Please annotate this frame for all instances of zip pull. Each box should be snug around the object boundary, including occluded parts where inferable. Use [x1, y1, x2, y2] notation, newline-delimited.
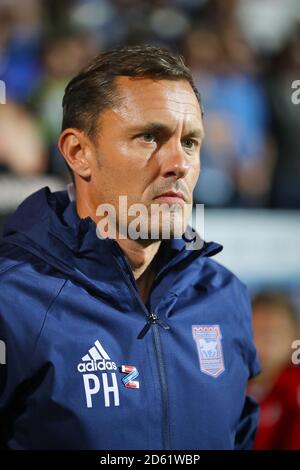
[137, 312, 170, 339]
[156, 318, 171, 331]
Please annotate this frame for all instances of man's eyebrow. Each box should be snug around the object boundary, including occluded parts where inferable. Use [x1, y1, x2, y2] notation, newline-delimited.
[184, 128, 204, 140]
[128, 122, 204, 139]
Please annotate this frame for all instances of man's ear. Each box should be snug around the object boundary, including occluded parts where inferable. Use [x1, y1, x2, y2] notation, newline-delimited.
[58, 128, 93, 179]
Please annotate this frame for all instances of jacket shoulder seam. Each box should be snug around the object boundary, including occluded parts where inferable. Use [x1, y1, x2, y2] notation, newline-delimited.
[32, 279, 68, 358]
[0, 244, 47, 277]
[0, 259, 30, 277]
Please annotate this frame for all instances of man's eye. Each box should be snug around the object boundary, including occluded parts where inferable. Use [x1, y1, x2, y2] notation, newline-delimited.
[182, 139, 196, 149]
[141, 133, 155, 143]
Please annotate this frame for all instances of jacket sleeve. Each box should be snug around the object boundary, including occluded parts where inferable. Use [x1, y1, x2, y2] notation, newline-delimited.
[234, 395, 260, 450]
[234, 283, 261, 450]
[0, 255, 66, 447]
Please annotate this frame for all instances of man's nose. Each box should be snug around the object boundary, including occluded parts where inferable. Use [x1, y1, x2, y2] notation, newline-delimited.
[158, 141, 190, 179]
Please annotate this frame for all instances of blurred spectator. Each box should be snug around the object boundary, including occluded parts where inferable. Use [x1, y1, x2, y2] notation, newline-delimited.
[184, 25, 272, 207]
[30, 31, 99, 178]
[0, 0, 299, 208]
[0, 0, 43, 101]
[237, 0, 300, 54]
[266, 27, 300, 208]
[69, 0, 127, 48]
[0, 102, 46, 176]
[249, 292, 300, 450]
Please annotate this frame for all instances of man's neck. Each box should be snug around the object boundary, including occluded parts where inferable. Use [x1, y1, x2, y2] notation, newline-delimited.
[117, 239, 161, 304]
[117, 239, 161, 281]
[75, 194, 161, 302]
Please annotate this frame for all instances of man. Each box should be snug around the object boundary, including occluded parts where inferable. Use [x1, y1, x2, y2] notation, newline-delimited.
[249, 293, 300, 449]
[0, 45, 260, 450]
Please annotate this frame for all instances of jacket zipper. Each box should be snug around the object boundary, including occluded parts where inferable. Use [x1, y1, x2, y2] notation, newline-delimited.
[111, 244, 171, 450]
[137, 311, 170, 339]
[152, 323, 170, 450]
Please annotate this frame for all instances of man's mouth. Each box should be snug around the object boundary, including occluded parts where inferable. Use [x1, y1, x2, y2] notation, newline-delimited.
[153, 191, 186, 205]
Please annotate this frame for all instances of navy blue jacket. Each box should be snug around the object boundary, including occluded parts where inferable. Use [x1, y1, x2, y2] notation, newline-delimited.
[0, 188, 260, 450]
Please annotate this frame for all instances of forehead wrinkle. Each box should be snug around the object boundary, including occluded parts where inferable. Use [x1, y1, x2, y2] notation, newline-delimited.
[112, 106, 202, 132]
[115, 102, 201, 117]
[145, 103, 200, 113]
[130, 106, 201, 120]
[152, 100, 200, 111]
[110, 85, 202, 124]
[125, 95, 199, 107]
[114, 77, 201, 115]
[125, 89, 199, 104]
[118, 86, 199, 108]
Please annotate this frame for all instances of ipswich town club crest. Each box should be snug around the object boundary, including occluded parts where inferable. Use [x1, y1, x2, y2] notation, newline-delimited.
[192, 325, 225, 378]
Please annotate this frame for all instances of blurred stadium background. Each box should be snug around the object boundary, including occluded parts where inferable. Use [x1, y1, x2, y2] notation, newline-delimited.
[0, 0, 300, 449]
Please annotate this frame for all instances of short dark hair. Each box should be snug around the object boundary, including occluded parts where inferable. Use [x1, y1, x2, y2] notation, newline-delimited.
[62, 44, 202, 140]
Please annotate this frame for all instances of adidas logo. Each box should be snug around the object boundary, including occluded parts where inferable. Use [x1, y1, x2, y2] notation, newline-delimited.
[77, 340, 117, 373]
[78, 339, 120, 408]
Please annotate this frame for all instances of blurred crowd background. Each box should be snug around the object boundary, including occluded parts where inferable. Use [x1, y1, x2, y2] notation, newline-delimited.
[1, 0, 300, 207]
[0, 0, 300, 449]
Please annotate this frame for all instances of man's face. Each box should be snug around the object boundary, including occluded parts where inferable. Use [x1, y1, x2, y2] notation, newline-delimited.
[88, 77, 204, 240]
[253, 307, 296, 373]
